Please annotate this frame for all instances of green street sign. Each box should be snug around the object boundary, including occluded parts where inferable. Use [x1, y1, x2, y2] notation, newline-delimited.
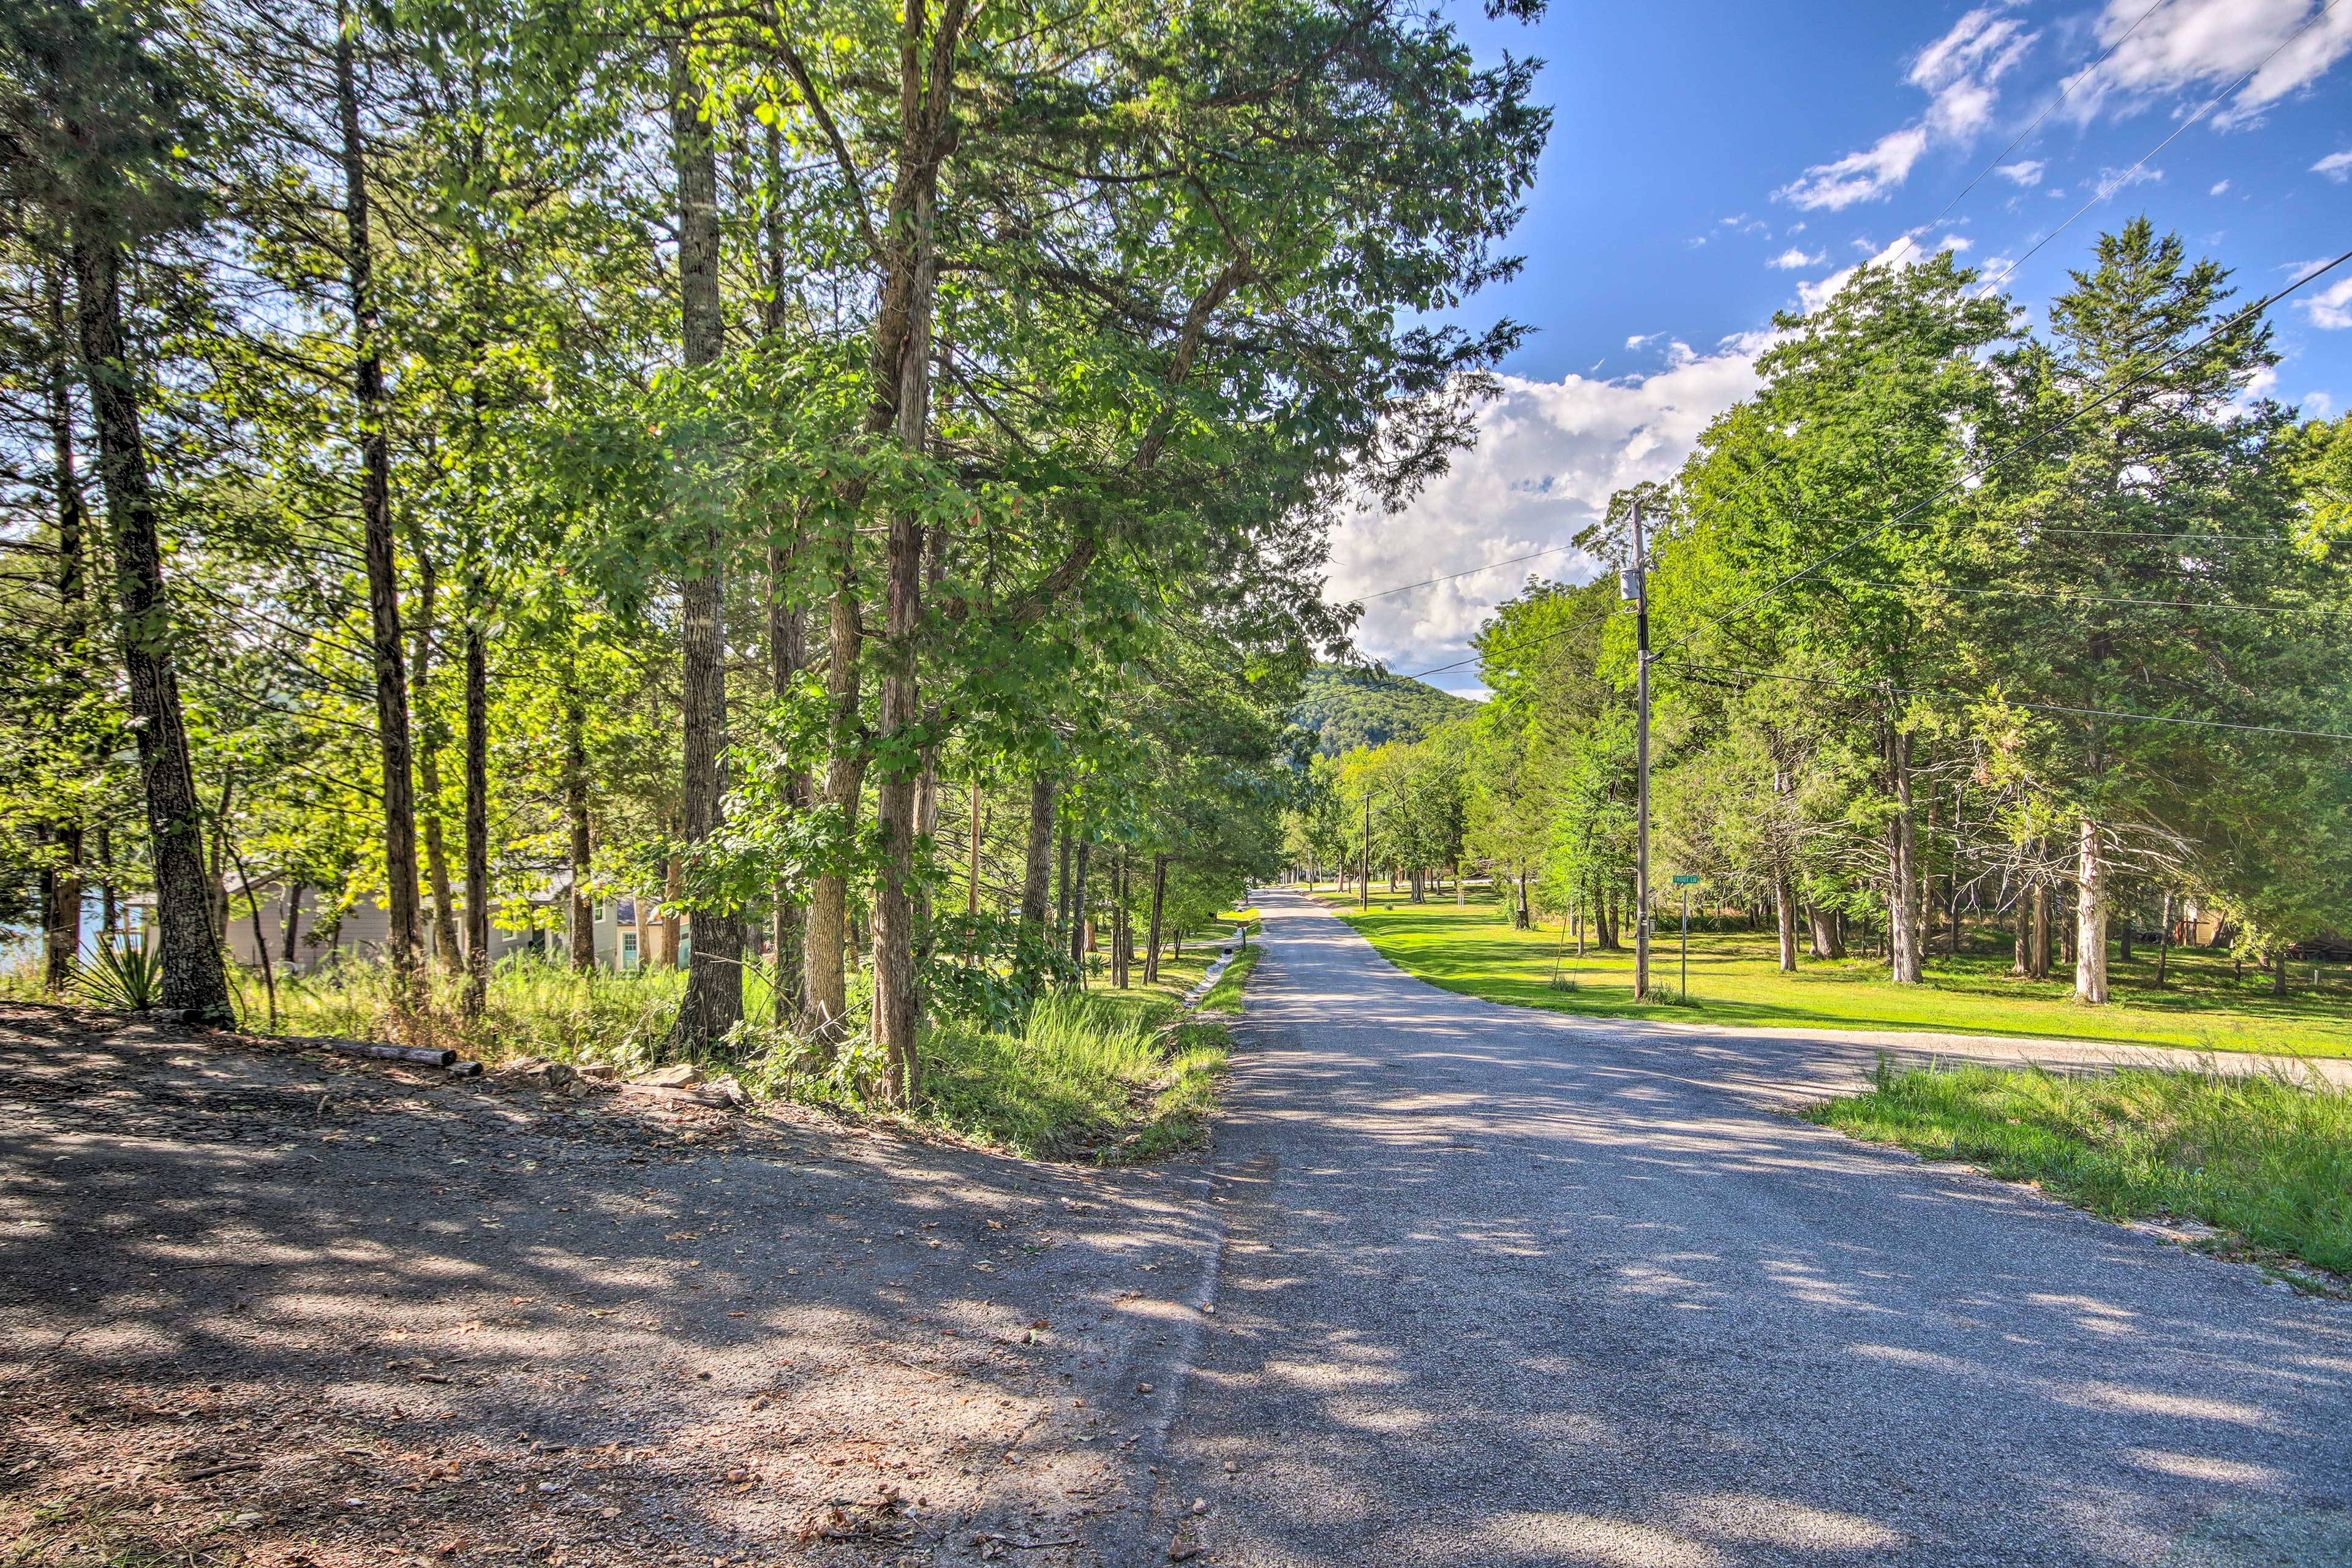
[1671, 874, 1702, 886]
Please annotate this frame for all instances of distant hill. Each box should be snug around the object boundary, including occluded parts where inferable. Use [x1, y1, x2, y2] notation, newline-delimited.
[1295, 666, 1476, 756]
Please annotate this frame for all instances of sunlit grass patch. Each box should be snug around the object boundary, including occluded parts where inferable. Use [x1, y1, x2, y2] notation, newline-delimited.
[1319, 892, 2352, 1058]
[1200, 946, 1260, 1014]
[270, 958, 686, 1069]
[921, 990, 1229, 1162]
[1811, 1061, 2352, 1279]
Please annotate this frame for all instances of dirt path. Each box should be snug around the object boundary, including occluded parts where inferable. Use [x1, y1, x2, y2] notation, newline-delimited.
[0, 1003, 1231, 1568]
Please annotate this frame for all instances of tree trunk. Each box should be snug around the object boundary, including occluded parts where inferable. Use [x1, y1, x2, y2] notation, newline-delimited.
[1453, 860, 1463, 906]
[564, 676, 595, 974]
[1885, 723, 1921, 984]
[1069, 841, 1092, 977]
[767, 540, 806, 1019]
[2029, 878, 2051, 981]
[42, 270, 86, 991]
[282, 883, 304, 966]
[803, 581, 866, 1042]
[461, 597, 490, 1018]
[864, 0, 964, 1105]
[2073, 818, 2108, 1003]
[1145, 853, 1168, 984]
[2272, 951, 2287, 997]
[1113, 853, 1129, 989]
[966, 780, 982, 916]
[96, 822, 116, 948]
[1055, 819, 1073, 948]
[227, 846, 277, 1030]
[1018, 773, 1056, 986]
[335, 13, 421, 986]
[71, 236, 232, 1024]
[206, 769, 234, 944]
[2155, 890, 2170, 989]
[407, 542, 462, 973]
[660, 854, 683, 970]
[661, 39, 744, 1058]
[1774, 869, 1796, 972]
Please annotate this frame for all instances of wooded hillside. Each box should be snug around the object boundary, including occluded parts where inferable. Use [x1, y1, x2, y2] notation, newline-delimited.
[1294, 667, 1477, 756]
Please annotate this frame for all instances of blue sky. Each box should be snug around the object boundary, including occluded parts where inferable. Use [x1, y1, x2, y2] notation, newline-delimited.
[1329, 0, 2352, 694]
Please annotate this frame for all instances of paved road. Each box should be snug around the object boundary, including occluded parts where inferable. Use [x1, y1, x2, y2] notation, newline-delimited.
[1150, 891, 2352, 1567]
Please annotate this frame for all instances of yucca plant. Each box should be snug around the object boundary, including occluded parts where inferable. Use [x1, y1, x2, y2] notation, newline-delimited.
[77, 940, 165, 1012]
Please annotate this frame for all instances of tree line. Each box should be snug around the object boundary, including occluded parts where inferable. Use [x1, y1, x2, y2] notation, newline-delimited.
[0, 0, 1551, 1093]
[1288, 226, 2352, 1000]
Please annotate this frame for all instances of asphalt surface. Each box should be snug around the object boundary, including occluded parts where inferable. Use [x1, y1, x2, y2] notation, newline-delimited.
[1151, 890, 2352, 1567]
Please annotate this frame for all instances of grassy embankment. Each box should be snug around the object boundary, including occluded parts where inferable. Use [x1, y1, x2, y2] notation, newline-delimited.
[1317, 888, 2352, 1058]
[178, 916, 1259, 1163]
[1812, 1061, 2352, 1283]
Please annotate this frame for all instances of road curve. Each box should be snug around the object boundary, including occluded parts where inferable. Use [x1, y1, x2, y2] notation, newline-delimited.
[1152, 891, 2352, 1567]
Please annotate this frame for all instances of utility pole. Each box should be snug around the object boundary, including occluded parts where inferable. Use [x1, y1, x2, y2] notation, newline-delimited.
[1360, 788, 1373, 911]
[1626, 500, 1652, 1001]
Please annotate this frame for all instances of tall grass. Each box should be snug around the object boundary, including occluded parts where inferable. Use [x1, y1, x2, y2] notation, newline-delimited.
[262, 954, 1231, 1163]
[920, 990, 1229, 1161]
[273, 957, 688, 1069]
[1811, 1062, 2352, 1276]
[1199, 946, 1259, 1013]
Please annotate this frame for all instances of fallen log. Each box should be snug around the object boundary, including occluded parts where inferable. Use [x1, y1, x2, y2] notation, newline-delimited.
[296, 1037, 458, 1068]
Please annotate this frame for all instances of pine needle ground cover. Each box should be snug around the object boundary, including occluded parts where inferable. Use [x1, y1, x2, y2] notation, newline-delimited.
[1322, 892, 2352, 1058]
[1810, 1063, 2352, 1280]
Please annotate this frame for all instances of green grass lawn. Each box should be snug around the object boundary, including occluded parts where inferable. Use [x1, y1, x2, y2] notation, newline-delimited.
[1315, 889, 2352, 1058]
[1812, 1063, 2352, 1281]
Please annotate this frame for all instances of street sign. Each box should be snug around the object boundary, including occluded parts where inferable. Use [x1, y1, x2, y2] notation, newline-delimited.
[1671, 874, 1701, 886]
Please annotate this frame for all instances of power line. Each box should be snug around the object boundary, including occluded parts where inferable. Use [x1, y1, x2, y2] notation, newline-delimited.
[1392, 601, 1619, 682]
[1973, 0, 2337, 300]
[1355, 543, 1583, 601]
[1665, 658, 2352, 743]
[1662, 244, 2352, 652]
[1899, 582, 2352, 616]
[1994, 527, 2291, 543]
[1882, 0, 2173, 273]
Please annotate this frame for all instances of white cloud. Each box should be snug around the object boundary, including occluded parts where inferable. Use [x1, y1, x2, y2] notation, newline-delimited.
[1330, 353, 1763, 665]
[2080, 0, 2352, 129]
[1995, 159, 2045, 186]
[1625, 333, 1655, 350]
[2306, 391, 2335, 418]
[1794, 231, 1971, 315]
[1779, 7, 2037, 210]
[2314, 149, 2352, 180]
[2209, 178, 2231, 194]
[1769, 247, 1828, 270]
[2095, 163, 2165, 198]
[2302, 275, 2352, 330]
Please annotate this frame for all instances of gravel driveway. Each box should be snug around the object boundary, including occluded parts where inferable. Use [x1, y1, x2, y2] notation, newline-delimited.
[1147, 891, 2352, 1567]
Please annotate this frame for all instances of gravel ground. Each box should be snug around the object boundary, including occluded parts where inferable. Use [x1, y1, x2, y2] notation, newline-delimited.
[0, 1003, 1227, 1568]
[11, 900, 2351, 1568]
[1142, 891, 2352, 1568]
